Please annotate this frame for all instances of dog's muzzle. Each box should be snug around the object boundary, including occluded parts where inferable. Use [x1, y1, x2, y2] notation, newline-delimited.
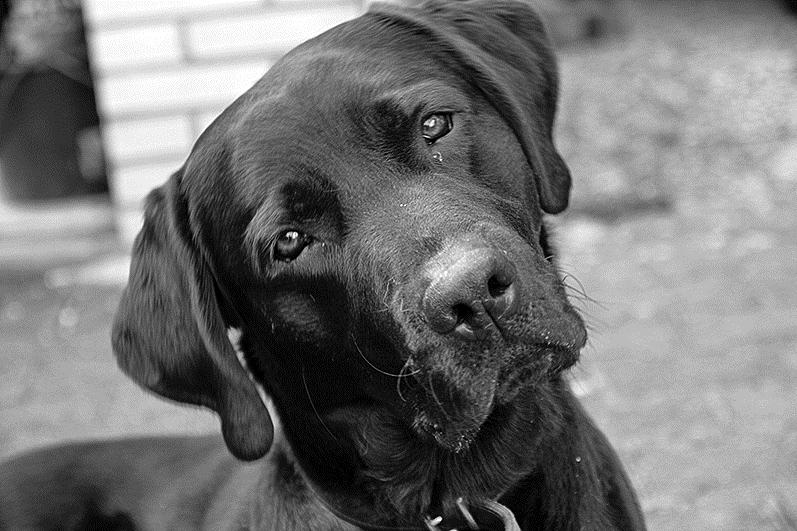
[422, 243, 520, 341]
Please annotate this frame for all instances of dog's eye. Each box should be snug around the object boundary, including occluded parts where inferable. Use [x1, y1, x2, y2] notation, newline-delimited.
[422, 113, 452, 144]
[273, 230, 311, 262]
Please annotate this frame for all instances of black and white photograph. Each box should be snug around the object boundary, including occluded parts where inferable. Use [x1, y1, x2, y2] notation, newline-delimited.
[0, 0, 795, 529]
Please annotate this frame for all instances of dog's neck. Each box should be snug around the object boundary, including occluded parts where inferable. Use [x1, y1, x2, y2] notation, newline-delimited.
[263, 381, 571, 529]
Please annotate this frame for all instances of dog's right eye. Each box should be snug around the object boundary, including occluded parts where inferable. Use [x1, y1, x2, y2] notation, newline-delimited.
[273, 230, 311, 262]
[422, 113, 453, 144]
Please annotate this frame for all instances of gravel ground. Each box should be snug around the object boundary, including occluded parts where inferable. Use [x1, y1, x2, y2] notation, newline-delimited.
[1, 1, 796, 529]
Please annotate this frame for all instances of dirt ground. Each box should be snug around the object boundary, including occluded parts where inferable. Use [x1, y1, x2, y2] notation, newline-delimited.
[552, 1, 797, 528]
[0, 1, 795, 529]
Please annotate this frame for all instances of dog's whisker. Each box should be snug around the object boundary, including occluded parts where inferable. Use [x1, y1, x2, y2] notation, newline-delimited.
[565, 293, 598, 313]
[562, 281, 593, 303]
[397, 363, 408, 402]
[352, 335, 407, 378]
[426, 372, 453, 423]
[301, 364, 338, 441]
[401, 360, 420, 377]
[557, 267, 589, 296]
[396, 358, 420, 402]
[558, 269, 606, 310]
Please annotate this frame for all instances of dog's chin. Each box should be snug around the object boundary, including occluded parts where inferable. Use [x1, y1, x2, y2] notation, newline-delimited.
[411, 401, 492, 453]
[404, 340, 583, 453]
[405, 371, 498, 453]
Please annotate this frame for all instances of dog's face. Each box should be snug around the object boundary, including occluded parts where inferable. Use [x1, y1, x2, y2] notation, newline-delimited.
[113, 0, 586, 486]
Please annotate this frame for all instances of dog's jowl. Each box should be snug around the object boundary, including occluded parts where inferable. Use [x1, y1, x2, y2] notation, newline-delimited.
[0, 1, 645, 529]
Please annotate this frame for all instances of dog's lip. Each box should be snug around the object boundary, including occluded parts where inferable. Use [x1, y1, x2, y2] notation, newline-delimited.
[535, 341, 580, 368]
[401, 338, 581, 448]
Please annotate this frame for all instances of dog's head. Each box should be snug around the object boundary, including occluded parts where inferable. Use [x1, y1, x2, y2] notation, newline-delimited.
[113, 0, 585, 482]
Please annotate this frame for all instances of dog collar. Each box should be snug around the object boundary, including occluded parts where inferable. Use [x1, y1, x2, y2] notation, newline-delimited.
[312, 486, 520, 531]
[423, 497, 521, 531]
[285, 436, 520, 530]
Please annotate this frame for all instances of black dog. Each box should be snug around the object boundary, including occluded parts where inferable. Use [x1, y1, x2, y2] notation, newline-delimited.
[0, 1, 645, 529]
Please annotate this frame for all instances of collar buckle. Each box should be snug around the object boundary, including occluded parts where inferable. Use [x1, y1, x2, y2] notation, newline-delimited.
[423, 497, 520, 531]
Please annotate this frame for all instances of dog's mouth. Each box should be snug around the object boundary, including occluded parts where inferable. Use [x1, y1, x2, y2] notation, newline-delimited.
[403, 340, 576, 453]
[407, 366, 498, 453]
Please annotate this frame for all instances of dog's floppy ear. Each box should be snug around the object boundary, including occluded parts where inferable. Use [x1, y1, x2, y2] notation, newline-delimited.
[112, 172, 273, 461]
[369, 0, 571, 214]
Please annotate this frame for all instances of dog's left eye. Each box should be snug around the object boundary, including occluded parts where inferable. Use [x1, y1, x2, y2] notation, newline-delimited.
[422, 113, 453, 144]
[273, 230, 311, 262]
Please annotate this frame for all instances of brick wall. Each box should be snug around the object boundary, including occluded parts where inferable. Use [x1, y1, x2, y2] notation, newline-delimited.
[82, 0, 363, 246]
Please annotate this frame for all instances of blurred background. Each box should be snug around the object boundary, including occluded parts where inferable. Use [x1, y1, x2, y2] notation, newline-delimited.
[0, 0, 795, 529]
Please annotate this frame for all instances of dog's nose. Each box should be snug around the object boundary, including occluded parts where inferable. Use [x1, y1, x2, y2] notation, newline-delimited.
[422, 247, 520, 340]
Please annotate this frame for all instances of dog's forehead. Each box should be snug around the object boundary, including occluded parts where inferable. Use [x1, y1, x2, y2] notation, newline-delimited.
[240, 13, 450, 110]
[236, 39, 461, 132]
[215, 26, 471, 211]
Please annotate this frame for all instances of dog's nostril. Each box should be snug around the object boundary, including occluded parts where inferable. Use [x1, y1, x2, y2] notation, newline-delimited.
[484, 276, 519, 323]
[487, 275, 510, 298]
[452, 303, 474, 325]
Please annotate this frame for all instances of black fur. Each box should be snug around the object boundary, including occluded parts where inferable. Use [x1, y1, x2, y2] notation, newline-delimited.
[0, 1, 645, 529]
